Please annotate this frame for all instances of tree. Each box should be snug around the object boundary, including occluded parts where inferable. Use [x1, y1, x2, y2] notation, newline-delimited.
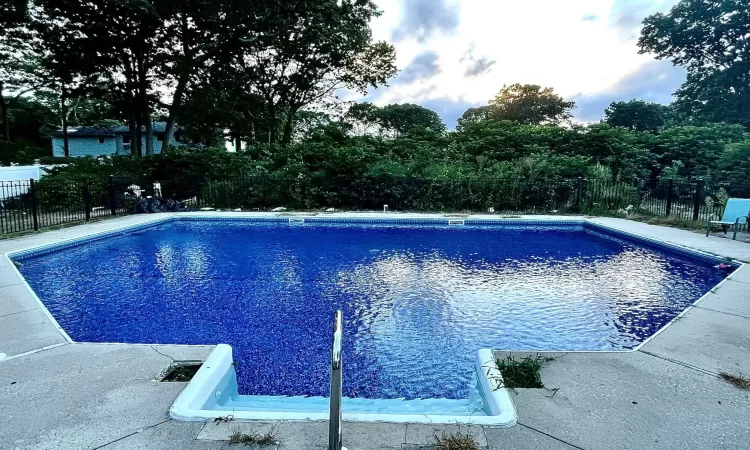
[376, 104, 445, 135]
[181, 64, 275, 148]
[573, 123, 651, 181]
[0, 0, 27, 29]
[347, 102, 445, 136]
[225, 0, 397, 144]
[604, 100, 669, 133]
[639, 0, 750, 129]
[651, 124, 747, 179]
[485, 84, 576, 125]
[717, 140, 750, 186]
[0, 6, 46, 143]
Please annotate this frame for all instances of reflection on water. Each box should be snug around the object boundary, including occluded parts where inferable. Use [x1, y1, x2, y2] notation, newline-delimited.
[19, 222, 729, 400]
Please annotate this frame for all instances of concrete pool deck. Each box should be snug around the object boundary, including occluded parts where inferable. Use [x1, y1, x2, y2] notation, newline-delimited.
[1, 212, 749, 449]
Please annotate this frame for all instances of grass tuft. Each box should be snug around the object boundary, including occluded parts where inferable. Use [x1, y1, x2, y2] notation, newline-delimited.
[719, 372, 750, 390]
[228, 426, 278, 446]
[496, 354, 553, 389]
[433, 430, 479, 450]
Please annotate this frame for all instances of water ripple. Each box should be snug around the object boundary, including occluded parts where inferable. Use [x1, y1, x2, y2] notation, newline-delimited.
[18, 222, 729, 400]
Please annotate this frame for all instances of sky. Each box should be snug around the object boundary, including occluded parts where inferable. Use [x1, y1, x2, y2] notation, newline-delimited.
[346, 0, 686, 128]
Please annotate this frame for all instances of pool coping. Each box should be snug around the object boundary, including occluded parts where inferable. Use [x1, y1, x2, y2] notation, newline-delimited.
[2, 212, 745, 425]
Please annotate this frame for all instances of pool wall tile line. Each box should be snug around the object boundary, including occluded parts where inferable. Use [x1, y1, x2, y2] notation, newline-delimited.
[631, 261, 745, 352]
[584, 222, 735, 267]
[8, 216, 175, 261]
[9, 214, 736, 270]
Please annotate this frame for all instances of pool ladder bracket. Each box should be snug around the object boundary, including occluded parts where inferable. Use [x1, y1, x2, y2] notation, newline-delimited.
[329, 310, 344, 450]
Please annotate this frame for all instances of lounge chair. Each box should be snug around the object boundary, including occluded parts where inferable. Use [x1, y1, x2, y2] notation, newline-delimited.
[706, 198, 750, 240]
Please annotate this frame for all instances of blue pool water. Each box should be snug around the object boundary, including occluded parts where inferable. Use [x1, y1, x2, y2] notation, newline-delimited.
[18, 220, 729, 400]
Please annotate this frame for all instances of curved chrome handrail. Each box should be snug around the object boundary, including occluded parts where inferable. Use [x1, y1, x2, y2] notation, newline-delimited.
[329, 310, 343, 450]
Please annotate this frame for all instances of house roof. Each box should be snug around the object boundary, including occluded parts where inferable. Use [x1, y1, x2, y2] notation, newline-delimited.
[51, 122, 172, 137]
[50, 127, 118, 137]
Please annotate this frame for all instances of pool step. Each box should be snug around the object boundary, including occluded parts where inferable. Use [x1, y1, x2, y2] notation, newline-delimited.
[220, 395, 486, 416]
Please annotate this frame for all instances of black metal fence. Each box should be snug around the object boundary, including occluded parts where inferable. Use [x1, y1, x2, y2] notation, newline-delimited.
[0, 176, 134, 235]
[1, 175, 749, 236]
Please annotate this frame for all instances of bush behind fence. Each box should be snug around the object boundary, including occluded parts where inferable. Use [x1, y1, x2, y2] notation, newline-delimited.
[1, 175, 748, 235]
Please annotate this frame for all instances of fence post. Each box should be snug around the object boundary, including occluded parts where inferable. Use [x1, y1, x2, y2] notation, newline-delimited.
[195, 177, 202, 208]
[574, 177, 583, 212]
[108, 175, 117, 216]
[665, 179, 674, 216]
[693, 180, 705, 221]
[83, 179, 92, 221]
[29, 178, 39, 231]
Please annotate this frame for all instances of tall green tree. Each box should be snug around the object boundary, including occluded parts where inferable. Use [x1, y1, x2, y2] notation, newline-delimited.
[604, 99, 669, 133]
[226, 0, 396, 144]
[639, 0, 750, 129]
[0, 4, 46, 143]
[375, 103, 445, 135]
[347, 102, 445, 136]
[476, 84, 576, 125]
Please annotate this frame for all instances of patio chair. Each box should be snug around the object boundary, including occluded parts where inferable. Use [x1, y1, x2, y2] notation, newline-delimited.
[706, 198, 750, 240]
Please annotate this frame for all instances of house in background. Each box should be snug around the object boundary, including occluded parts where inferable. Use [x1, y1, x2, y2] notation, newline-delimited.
[51, 122, 181, 157]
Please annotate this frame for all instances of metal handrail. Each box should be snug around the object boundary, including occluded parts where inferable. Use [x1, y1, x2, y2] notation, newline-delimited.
[328, 310, 343, 450]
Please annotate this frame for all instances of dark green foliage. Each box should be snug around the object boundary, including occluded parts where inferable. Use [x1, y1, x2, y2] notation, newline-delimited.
[496, 355, 553, 389]
[605, 100, 669, 132]
[639, 0, 750, 129]
[0, 140, 49, 166]
[477, 84, 576, 125]
[718, 141, 750, 187]
[651, 124, 747, 180]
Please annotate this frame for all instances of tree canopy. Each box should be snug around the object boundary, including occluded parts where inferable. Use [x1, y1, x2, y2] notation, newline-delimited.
[639, 0, 750, 129]
[2, 0, 750, 194]
[604, 100, 669, 133]
[462, 84, 576, 125]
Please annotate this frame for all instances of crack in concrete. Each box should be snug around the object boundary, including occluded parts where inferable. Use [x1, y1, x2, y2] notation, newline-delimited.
[0, 306, 38, 318]
[150, 345, 176, 364]
[637, 350, 717, 377]
[517, 422, 586, 449]
[692, 305, 750, 320]
[90, 419, 172, 449]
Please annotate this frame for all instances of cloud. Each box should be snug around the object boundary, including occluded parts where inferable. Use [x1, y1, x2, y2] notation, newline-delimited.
[607, 0, 677, 39]
[417, 97, 482, 130]
[459, 43, 496, 78]
[464, 57, 496, 77]
[394, 51, 441, 84]
[581, 14, 599, 22]
[391, 0, 460, 43]
[571, 59, 686, 122]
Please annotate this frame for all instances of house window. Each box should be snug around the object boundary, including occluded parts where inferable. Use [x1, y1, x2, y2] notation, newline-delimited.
[157, 135, 164, 142]
[98, 137, 105, 144]
[122, 136, 130, 144]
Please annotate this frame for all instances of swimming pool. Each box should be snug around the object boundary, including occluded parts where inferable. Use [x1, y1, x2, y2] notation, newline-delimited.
[11, 217, 734, 421]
